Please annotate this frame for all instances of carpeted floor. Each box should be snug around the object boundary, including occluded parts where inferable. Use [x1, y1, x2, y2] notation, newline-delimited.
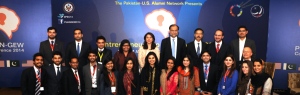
[0, 88, 21, 95]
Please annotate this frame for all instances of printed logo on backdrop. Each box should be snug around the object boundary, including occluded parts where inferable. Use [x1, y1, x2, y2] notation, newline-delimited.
[57, 2, 81, 24]
[63, 2, 75, 14]
[0, 6, 24, 54]
[0, 6, 20, 39]
[250, 5, 264, 18]
[229, 1, 264, 18]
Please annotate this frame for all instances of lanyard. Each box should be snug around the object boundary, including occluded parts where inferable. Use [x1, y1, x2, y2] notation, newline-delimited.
[108, 72, 115, 86]
[91, 65, 97, 77]
[223, 70, 230, 82]
[97, 52, 104, 61]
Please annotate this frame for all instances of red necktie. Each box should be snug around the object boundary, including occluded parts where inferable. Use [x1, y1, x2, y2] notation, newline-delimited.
[216, 44, 220, 53]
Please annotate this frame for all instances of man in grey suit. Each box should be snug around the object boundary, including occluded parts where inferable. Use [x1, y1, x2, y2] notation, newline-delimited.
[39, 27, 65, 67]
[82, 51, 102, 95]
[230, 26, 256, 70]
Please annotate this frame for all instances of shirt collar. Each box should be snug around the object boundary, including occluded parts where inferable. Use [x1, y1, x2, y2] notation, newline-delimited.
[54, 64, 61, 68]
[75, 40, 83, 44]
[98, 48, 104, 51]
[215, 41, 222, 45]
[49, 39, 55, 43]
[203, 62, 210, 67]
[194, 40, 202, 43]
[239, 37, 247, 41]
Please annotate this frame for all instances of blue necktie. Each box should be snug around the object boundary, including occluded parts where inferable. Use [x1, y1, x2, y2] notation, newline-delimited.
[197, 43, 200, 56]
[204, 65, 208, 79]
[172, 38, 176, 58]
[77, 43, 80, 55]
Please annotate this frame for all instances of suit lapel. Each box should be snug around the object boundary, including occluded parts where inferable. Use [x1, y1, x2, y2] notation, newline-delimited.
[72, 42, 79, 57]
[45, 40, 52, 51]
[191, 41, 197, 56]
[79, 42, 85, 57]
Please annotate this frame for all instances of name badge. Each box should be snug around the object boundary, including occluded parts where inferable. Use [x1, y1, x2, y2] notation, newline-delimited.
[98, 62, 102, 64]
[40, 87, 44, 91]
[205, 79, 207, 83]
[222, 86, 225, 89]
[111, 87, 116, 92]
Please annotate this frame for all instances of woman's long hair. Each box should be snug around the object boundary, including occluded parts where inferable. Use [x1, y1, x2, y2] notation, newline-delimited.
[238, 61, 253, 81]
[222, 54, 236, 78]
[142, 32, 156, 50]
[121, 57, 137, 74]
[181, 55, 194, 79]
[165, 56, 177, 80]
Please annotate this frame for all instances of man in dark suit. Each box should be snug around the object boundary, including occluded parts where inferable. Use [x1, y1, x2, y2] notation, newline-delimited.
[62, 57, 85, 95]
[207, 29, 230, 73]
[160, 24, 186, 68]
[65, 28, 92, 69]
[39, 27, 65, 67]
[45, 51, 68, 95]
[230, 26, 256, 64]
[93, 36, 112, 65]
[198, 51, 219, 95]
[21, 53, 47, 95]
[83, 51, 103, 95]
[187, 28, 208, 65]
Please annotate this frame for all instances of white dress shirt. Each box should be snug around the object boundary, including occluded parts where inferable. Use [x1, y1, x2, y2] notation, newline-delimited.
[72, 68, 81, 86]
[194, 40, 202, 54]
[215, 41, 222, 49]
[239, 38, 246, 61]
[54, 64, 61, 75]
[90, 63, 97, 88]
[170, 37, 177, 58]
[76, 40, 83, 53]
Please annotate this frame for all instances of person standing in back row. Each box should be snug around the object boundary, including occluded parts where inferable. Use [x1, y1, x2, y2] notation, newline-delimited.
[160, 24, 186, 69]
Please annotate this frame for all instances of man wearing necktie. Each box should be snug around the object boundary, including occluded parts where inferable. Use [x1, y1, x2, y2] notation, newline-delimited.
[82, 51, 103, 95]
[160, 24, 186, 69]
[62, 57, 85, 95]
[207, 29, 230, 78]
[21, 53, 48, 95]
[92, 36, 112, 65]
[65, 28, 91, 69]
[198, 51, 219, 95]
[39, 27, 65, 67]
[45, 51, 68, 95]
[187, 28, 208, 66]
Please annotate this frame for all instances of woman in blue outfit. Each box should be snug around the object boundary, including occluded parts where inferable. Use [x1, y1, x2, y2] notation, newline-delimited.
[217, 54, 238, 95]
[100, 59, 118, 95]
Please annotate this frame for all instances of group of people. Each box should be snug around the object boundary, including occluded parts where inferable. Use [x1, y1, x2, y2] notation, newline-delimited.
[21, 24, 273, 95]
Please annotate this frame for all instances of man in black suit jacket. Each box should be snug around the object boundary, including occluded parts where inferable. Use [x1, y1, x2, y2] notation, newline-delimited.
[62, 57, 85, 95]
[187, 28, 208, 65]
[65, 28, 91, 69]
[82, 51, 103, 95]
[230, 26, 256, 64]
[198, 51, 219, 95]
[93, 36, 112, 65]
[39, 27, 65, 67]
[208, 29, 230, 73]
[45, 51, 68, 95]
[160, 24, 186, 68]
[21, 53, 47, 95]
